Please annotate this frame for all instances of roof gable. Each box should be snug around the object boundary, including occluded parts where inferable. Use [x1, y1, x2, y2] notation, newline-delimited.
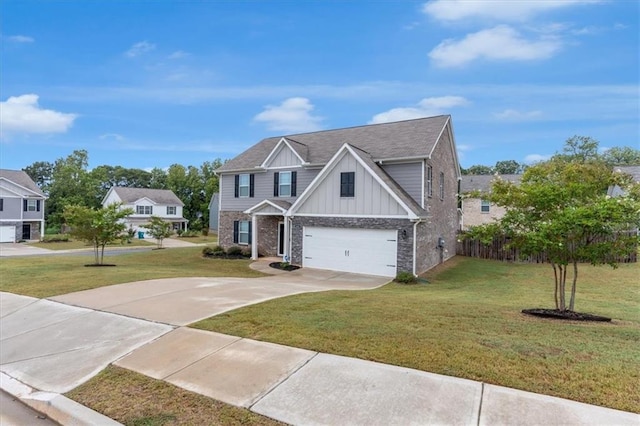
[105, 187, 184, 206]
[218, 115, 450, 172]
[288, 144, 425, 219]
[260, 138, 307, 169]
[460, 174, 522, 194]
[0, 169, 46, 198]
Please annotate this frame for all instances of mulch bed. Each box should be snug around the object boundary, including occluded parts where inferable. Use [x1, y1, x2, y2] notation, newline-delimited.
[522, 308, 611, 322]
[84, 264, 117, 267]
[202, 254, 250, 259]
[269, 262, 301, 272]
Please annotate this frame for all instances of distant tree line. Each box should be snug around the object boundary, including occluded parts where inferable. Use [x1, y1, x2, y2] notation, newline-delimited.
[461, 142, 640, 175]
[23, 150, 223, 231]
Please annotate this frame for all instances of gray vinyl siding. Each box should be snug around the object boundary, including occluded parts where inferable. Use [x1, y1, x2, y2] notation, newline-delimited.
[268, 145, 302, 168]
[220, 168, 318, 211]
[296, 152, 407, 216]
[381, 162, 422, 206]
[0, 197, 22, 220]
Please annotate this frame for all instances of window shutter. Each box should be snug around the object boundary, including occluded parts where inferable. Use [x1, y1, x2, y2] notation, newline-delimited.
[233, 221, 239, 244]
[291, 171, 297, 197]
[248, 221, 252, 244]
[234, 175, 239, 198]
[249, 174, 255, 198]
[23, 199, 27, 211]
[36, 200, 41, 212]
[273, 173, 279, 197]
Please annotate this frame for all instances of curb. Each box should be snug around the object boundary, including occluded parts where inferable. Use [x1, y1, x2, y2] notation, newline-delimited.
[1, 372, 122, 426]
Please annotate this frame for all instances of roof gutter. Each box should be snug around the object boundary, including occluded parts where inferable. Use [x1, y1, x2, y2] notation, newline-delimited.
[375, 155, 429, 164]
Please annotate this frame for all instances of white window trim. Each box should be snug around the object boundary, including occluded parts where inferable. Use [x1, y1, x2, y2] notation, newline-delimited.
[481, 199, 491, 213]
[427, 166, 433, 198]
[167, 206, 177, 215]
[278, 171, 292, 198]
[238, 174, 250, 198]
[238, 220, 250, 245]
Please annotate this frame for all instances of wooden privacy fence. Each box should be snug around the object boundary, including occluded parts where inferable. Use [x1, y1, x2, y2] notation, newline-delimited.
[456, 231, 638, 264]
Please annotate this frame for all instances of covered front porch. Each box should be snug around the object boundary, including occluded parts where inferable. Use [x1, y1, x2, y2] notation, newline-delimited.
[244, 199, 292, 261]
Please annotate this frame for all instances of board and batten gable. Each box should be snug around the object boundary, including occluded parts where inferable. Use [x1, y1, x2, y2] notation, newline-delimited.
[381, 162, 423, 207]
[219, 168, 318, 211]
[263, 141, 304, 168]
[294, 150, 408, 217]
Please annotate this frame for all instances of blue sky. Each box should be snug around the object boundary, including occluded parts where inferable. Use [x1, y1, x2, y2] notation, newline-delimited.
[1, 0, 638, 171]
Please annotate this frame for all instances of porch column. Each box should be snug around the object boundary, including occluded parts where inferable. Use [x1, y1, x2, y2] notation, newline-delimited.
[283, 217, 289, 262]
[251, 214, 258, 260]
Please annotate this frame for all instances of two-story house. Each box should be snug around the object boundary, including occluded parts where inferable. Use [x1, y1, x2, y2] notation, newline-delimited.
[102, 187, 188, 233]
[0, 169, 47, 242]
[215, 115, 461, 277]
[459, 174, 522, 230]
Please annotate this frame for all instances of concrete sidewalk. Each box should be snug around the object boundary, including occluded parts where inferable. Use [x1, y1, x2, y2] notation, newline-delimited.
[115, 327, 638, 426]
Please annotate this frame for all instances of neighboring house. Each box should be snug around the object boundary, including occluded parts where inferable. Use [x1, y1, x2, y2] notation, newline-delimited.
[459, 174, 522, 230]
[208, 193, 219, 232]
[102, 187, 188, 233]
[215, 115, 461, 277]
[608, 165, 640, 197]
[0, 169, 47, 242]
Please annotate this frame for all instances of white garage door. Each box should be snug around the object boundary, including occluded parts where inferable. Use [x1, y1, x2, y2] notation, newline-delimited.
[303, 227, 397, 277]
[0, 226, 16, 243]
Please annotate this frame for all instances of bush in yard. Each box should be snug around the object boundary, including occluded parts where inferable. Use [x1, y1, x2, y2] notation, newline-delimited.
[226, 246, 243, 257]
[42, 234, 70, 243]
[180, 230, 199, 238]
[241, 247, 252, 258]
[394, 271, 417, 284]
[45, 225, 61, 235]
[212, 245, 225, 255]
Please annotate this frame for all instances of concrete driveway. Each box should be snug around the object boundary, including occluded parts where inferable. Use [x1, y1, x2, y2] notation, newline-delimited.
[50, 269, 389, 326]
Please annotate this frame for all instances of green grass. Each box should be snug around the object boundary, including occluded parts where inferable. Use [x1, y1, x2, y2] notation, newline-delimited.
[173, 234, 218, 244]
[192, 257, 640, 413]
[66, 365, 283, 426]
[29, 239, 154, 250]
[0, 247, 265, 298]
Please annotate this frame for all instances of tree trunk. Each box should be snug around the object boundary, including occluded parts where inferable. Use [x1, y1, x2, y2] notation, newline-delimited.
[93, 240, 100, 265]
[551, 263, 559, 310]
[569, 260, 578, 311]
[558, 264, 567, 311]
[100, 244, 106, 265]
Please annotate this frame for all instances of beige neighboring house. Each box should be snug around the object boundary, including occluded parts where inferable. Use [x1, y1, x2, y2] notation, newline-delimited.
[459, 174, 522, 230]
[102, 187, 188, 234]
[215, 115, 462, 277]
[0, 169, 47, 242]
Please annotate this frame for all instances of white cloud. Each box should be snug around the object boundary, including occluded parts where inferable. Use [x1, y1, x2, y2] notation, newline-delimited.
[0, 94, 77, 138]
[125, 41, 156, 58]
[7, 35, 34, 43]
[429, 25, 561, 68]
[99, 133, 124, 141]
[168, 50, 190, 59]
[369, 96, 469, 124]
[524, 153, 551, 164]
[253, 97, 323, 133]
[494, 109, 543, 120]
[422, 0, 601, 23]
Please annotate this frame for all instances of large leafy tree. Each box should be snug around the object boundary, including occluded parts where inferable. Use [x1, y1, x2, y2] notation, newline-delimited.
[64, 203, 134, 265]
[602, 146, 640, 166]
[468, 139, 640, 312]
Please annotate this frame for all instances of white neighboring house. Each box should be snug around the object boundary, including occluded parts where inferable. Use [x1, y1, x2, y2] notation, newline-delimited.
[102, 187, 188, 235]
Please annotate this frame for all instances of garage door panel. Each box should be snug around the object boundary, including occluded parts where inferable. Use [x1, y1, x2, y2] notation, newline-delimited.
[0, 226, 16, 243]
[302, 227, 397, 277]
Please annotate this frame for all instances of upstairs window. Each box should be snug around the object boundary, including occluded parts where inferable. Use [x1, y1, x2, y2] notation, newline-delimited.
[23, 199, 40, 212]
[167, 206, 177, 215]
[481, 199, 491, 213]
[136, 205, 153, 215]
[274, 171, 297, 197]
[340, 172, 355, 197]
[234, 174, 254, 198]
[427, 166, 433, 198]
[439, 172, 444, 200]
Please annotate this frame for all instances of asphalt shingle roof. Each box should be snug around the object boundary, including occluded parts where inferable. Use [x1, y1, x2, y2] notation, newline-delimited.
[111, 187, 184, 205]
[460, 174, 522, 194]
[218, 115, 451, 172]
[0, 169, 46, 197]
[614, 166, 640, 182]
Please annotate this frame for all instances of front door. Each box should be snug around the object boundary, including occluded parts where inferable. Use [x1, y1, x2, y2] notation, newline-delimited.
[277, 222, 285, 256]
[22, 224, 31, 240]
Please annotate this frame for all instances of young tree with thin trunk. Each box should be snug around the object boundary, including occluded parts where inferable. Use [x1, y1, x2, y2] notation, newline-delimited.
[466, 140, 640, 312]
[64, 203, 134, 265]
[142, 216, 173, 249]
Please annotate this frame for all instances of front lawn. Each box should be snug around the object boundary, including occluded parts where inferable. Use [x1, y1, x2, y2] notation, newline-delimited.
[192, 257, 640, 413]
[0, 247, 265, 298]
[29, 239, 154, 250]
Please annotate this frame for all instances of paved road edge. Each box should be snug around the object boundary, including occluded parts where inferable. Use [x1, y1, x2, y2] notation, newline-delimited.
[1, 372, 122, 426]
